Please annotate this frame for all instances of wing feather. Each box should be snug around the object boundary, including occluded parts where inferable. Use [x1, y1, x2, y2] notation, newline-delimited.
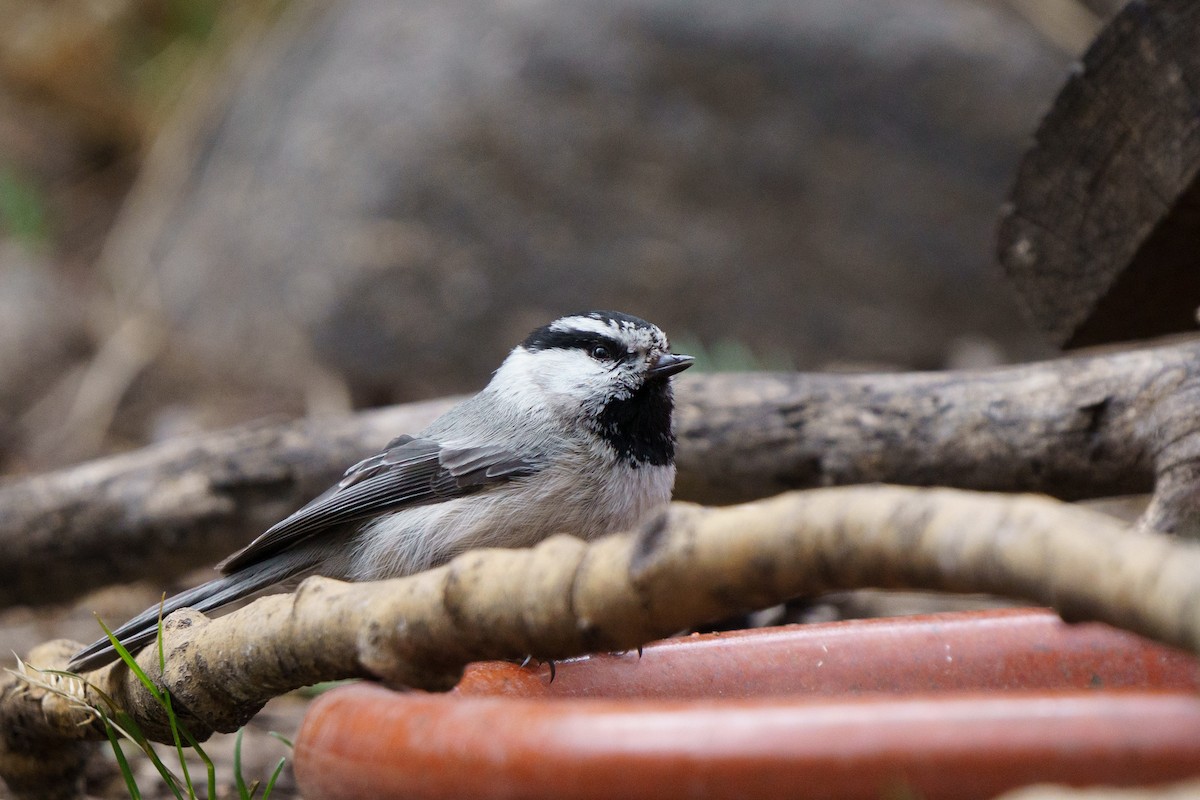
[218, 436, 543, 573]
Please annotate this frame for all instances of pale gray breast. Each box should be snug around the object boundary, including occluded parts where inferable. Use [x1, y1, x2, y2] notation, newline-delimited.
[348, 451, 674, 580]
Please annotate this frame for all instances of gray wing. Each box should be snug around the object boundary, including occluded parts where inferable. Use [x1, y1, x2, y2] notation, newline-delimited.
[218, 435, 544, 574]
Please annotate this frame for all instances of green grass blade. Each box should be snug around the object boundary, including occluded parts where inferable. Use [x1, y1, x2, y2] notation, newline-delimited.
[178, 721, 217, 800]
[101, 711, 144, 800]
[0, 167, 50, 248]
[98, 609, 191, 800]
[95, 616, 167, 705]
[268, 731, 294, 749]
[161, 690, 196, 798]
[94, 605, 289, 800]
[297, 679, 355, 697]
[142, 599, 215, 800]
[262, 757, 288, 800]
[156, 595, 168, 672]
[126, 605, 196, 798]
[234, 728, 250, 799]
[116, 711, 186, 800]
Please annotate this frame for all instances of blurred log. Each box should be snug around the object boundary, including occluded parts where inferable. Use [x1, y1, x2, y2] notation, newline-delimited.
[0, 400, 452, 609]
[7, 339, 1200, 609]
[998, 0, 1200, 347]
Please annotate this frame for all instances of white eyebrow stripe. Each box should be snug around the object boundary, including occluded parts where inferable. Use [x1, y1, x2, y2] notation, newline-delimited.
[549, 316, 621, 338]
[545, 314, 671, 356]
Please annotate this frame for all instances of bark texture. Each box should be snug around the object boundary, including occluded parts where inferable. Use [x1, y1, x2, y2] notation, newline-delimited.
[5, 485, 1200, 798]
[998, 0, 1200, 347]
[6, 338, 1200, 608]
[0, 399, 452, 608]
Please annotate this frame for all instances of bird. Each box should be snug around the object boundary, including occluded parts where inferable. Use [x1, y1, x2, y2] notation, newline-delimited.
[69, 310, 694, 672]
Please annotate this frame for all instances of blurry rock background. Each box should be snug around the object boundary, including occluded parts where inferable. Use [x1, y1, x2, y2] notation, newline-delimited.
[0, 0, 1125, 479]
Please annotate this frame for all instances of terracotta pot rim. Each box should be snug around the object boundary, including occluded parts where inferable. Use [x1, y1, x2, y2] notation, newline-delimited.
[296, 682, 1200, 800]
[454, 606, 1200, 699]
[295, 609, 1200, 799]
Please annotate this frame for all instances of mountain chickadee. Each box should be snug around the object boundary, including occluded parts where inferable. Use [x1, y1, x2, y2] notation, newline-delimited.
[69, 310, 694, 671]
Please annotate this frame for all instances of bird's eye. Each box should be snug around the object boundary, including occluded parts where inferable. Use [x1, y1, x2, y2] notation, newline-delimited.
[590, 344, 613, 361]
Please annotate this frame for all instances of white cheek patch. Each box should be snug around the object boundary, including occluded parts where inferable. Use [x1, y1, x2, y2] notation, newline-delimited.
[490, 347, 615, 403]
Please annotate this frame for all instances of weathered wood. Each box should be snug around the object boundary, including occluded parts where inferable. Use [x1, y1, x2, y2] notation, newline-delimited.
[0, 400, 453, 609]
[998, 0, 1200, 346]
[6, 339, 1200, 609]
[8, 487, 1200, 760]
[673, 348, 1155, 505]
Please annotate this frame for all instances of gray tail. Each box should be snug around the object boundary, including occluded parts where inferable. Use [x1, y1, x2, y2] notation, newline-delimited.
[68, 558, 308, 673]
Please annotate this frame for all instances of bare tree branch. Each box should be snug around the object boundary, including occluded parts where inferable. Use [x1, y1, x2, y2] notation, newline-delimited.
[6, 338, 1200, 608]
[6, 485, 1200, 798]
[998, 0, 1200, 348]
[673, 339, 1182, 504]
[0, 399, 454, 608]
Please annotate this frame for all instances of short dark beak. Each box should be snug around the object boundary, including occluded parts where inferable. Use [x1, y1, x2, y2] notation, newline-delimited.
[647, 352, 695, 379]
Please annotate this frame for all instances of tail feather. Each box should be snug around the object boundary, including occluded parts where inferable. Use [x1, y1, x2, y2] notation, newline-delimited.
[67, 557, 308, 673]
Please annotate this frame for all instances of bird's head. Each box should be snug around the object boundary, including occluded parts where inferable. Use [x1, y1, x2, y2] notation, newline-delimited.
[491, 311, 694, 465]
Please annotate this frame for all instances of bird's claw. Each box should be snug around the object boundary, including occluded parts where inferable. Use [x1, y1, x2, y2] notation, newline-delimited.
[518, 655, 557, 683]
